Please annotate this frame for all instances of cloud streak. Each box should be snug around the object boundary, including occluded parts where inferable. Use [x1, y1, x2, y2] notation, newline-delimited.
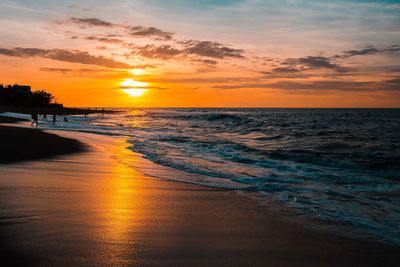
[69, 17, 173, 41]
[66, 17, 244, 60]
[129, 41, 244, 60]
[128, 26, 173, 41]
[212, 78, 400, 92]
[70, 17, 114, 27]
[338, 45, 400, 58]
[180, 40, 244, 59]
[0, 47, 132, 69]
[280, 56, 349, 73]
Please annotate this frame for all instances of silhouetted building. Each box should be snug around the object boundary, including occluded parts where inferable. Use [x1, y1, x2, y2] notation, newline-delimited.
[0, 84, 31, 93]
[14, 85, 31, 93]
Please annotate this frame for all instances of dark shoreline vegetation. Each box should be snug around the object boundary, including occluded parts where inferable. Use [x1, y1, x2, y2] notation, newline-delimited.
[0, 83, 116, 116]
[0, 115, 86, 163]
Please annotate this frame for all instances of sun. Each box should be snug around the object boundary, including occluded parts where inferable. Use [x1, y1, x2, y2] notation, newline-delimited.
[120, 78, 148, 88]
[129, 69, 145, 76]
[120, 79, 148, 97]
[121, 88, 147, 97]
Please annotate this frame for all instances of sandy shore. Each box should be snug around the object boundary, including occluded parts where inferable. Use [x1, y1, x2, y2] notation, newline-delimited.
[0, 123, 399, 266]
[0, 115, 85, 164]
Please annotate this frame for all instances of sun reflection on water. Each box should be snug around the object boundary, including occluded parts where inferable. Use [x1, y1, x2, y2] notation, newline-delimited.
[96, 137, 150, 265]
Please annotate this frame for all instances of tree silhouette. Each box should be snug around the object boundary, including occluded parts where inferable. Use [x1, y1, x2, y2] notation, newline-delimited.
[0, 84, 58, 107]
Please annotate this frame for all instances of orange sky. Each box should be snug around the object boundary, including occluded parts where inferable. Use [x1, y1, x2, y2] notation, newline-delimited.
[1, 0, 399, 107]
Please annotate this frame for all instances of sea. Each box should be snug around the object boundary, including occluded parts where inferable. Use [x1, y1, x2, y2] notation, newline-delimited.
[5, 108, 400, 245]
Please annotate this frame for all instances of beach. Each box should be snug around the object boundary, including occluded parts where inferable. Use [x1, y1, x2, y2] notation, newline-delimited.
[0, 118, 400, 266]
[0, 115, 85, 164]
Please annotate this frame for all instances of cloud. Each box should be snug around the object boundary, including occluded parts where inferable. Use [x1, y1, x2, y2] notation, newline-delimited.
[384, 77, 400, 88]
[63, 17, 245, 64]
[134, 44, 182, 59]
[272, 67, 300, 73]
[192, 59, 218, 65]
[181, 40, 244, 59]
[130, 41, 245, 61]
[0, 47, 132, 69]
[70, 17, 115, 27]
[39, 67, 104, 74]
[339, 45, 400, 58]
[212, 78, 400, 92]
[39, 67, 73, 73]
[84, 35, 123, 44]
[128, 26, 173, 41]
[281, 56, 348, 72]
[68, 17, 173, 41]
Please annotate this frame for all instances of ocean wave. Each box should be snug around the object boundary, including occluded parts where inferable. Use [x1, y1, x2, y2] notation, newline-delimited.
[37, 108, 400, 246]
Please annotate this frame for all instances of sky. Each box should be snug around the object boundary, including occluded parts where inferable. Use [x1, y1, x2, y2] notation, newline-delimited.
[0, 0, 399, 107]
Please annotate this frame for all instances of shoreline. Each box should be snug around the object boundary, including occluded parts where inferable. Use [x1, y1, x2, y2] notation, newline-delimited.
[0, 121, 399, 266]
[0, 115, 86, 164]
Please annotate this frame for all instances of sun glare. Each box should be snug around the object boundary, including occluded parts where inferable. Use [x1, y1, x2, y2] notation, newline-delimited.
[120, 79, 148, 88]
[129, 69, 144, 76]
[121, 88, 147, 97]
[120, 78, 148, 97]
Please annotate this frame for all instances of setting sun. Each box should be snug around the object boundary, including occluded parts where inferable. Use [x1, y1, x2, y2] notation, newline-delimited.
[129, 69, 144, 76]
[121, 88, 147, 97]
[120, 78, 148, 97]
[120, 79, 148, 88]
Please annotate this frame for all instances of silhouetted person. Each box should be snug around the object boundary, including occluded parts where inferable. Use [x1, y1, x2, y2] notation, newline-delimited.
[64, 116, 68, 122]
[101, 108, 105, 118]
[31, 113, 38, 127]
[52, 113, 56, 125]
[42, 113, 47, 120]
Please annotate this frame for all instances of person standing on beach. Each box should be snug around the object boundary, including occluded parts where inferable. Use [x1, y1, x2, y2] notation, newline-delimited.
[52, 113, 56, 125]
[42, 113, 47, 120]
[31, 113, 38, 127]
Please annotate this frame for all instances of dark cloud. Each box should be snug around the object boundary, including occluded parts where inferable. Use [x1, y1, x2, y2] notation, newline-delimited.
[272, 67, 300, 73]
[39, 67, 104, 74]
[63, 17, 246, 64]
[66, 33, 124, 44]
[128, 26, 173, 41]
[39, 67, 73, 73]
[269, 81, 378, 91]
[339, 45, 400, 58]
[282, 56, 348, 72]
[0, 48, 47, 57]
[134, 45, 182, 59]
[70, 17, 114, 27]
[0, 47, 132, 69]
[181, 40, 244, 59]
[212, 79, 400, 92]
[69, 17, 173, 41]
[192, 59, 218, 65]
[341, 46, 379, 57]
[85, 35, 123, 44]
[384, 77, 400, 91]
[130, 41, 245, 61]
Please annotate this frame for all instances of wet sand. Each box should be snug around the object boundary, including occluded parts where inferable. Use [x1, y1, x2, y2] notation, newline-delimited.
[0, 128, 399, 266]
[0, 115, 85, 164]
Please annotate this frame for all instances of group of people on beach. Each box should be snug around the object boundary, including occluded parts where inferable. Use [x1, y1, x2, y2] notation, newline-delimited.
[30, 108, 105, 126]
[31, 113, 68, 127]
